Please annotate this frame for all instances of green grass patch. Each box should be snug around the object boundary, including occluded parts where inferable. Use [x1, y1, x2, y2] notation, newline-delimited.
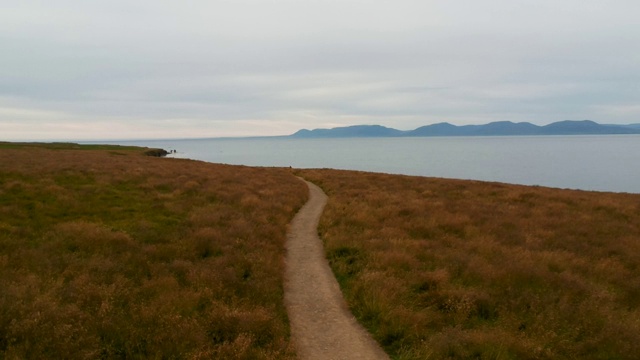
[299, 168, 640, 360]
[0, 144, 307, 358]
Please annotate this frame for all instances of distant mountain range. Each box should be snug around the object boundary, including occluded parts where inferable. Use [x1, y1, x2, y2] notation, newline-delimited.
[290, 120, 640, 138]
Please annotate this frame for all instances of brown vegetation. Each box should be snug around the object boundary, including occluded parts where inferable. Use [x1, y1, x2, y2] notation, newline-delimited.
[298, 169, 640, 359]
[0, 144, 307, 359]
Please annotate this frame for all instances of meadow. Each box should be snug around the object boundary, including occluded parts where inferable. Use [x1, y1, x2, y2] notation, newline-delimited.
[298, 169, 640, 359]
[0, 143, 307, 359]
[4, 142, 640, 360]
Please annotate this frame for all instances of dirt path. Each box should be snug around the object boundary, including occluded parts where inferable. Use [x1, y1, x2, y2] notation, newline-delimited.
[284, 180, 389, 360]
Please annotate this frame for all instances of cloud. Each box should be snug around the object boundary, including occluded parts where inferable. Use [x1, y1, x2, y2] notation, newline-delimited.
[1, 0, 640, 140]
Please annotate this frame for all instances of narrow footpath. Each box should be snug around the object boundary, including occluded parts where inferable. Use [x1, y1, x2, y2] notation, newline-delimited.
[284, 180, 389, 360]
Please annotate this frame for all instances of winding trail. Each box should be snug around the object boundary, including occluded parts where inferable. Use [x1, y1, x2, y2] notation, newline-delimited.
[284, 180, 389, 360]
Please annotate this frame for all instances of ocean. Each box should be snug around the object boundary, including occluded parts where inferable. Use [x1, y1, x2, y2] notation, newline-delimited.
[95, 135, 640, 194]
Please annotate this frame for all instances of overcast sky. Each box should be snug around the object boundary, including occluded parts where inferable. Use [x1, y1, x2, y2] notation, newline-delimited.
[2, 1, 639, 140]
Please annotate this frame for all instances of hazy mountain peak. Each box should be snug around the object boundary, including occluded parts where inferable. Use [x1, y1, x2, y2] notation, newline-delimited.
[290, 120, 640, 138]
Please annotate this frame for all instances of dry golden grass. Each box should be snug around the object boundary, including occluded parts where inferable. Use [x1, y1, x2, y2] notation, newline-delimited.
[0, 144, 307, 359]
[298, 169, 640, 360]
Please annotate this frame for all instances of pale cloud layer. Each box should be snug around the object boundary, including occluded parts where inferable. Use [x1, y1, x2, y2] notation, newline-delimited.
[1, 0, 639, 140]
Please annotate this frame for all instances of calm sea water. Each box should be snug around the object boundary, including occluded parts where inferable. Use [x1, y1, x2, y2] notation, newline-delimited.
[98, 135, 640, 194]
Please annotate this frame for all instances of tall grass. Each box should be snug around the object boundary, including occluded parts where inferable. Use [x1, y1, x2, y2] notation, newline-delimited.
[0, 145, 307, 359]
[299, 169, 640, 359]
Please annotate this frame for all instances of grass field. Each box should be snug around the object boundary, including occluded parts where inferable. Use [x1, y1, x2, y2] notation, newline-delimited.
[0, 144, 307, 359]
[299, 169, 640, 359]
[4, 143, 640, 359]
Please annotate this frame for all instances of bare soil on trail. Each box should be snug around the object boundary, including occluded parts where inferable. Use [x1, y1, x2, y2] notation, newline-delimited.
[284, 180, 389, 360]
